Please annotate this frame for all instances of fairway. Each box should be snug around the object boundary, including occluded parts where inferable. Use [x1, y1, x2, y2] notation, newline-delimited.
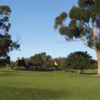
[0, 69, 100, 100]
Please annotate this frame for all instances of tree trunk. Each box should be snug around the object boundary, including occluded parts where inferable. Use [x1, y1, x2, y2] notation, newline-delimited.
[63, 69, 65, 72]
[69, 69, 70, 73]
[75, 70, 77, 74]
[36, 66, 37, 70]
[96, 52, 100, 74]
[26, 65, 29, 70]
[77, 69, 83, 74]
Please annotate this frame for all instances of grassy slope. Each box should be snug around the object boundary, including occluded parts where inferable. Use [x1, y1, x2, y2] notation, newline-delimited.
[0, 68, 100, 100]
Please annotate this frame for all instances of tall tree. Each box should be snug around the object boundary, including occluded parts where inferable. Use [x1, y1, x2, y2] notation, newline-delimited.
[54, 0, 100, 74]
[0, 5, 20, 66]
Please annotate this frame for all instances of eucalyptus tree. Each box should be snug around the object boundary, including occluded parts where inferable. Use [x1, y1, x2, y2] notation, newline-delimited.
[54, 0, 100, 74]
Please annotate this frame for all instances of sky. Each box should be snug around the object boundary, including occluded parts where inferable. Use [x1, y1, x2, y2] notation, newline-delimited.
[1, 0, 97, 61]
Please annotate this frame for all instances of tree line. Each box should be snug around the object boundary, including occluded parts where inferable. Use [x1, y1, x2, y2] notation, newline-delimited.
[9, 51, 97, 74]
[10, 52, 65, 70]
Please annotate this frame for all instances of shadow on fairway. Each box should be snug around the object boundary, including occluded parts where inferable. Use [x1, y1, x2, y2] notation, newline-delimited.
[81, 73, 97, 75]
[81, 69, 97, 75]
[65, 70, 97, 75]
[0, 71, 14, 72]
[14, 68, 54, 72]
[13, 68, 98, 75]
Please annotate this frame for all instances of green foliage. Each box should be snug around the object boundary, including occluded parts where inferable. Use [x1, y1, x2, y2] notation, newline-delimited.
[45, 59, 54, 69]
[91, 4, 100, 21]
[78, 0, 87, 7]
[0, 5, 20, 66]
[30, 52, 52, 69]
[59, 26, 68, 35]
[54, 0, 100, 51]
[69, 6, 82, 20]
[95, 42, 100, 50]
[30, 52, 45, 68]
[96, 19, 100, 28]
[68, 18, 77, 30]
[53, 57, 66, 70]
[0, 56, 10, 67]
[58, 61, 66, 70]
[10, 61, 15, 69]
[81, 8, 91, 22]
[78, 0, 94, 7]
[54, 12, 67, 28]
[63, 51, 97, 74]
[17, 58, 31, 69]
[87, 38, 94, 47]
[46, 55, 52, 61]
[17, 58, 26, 67]
[16, 53, 53, 70]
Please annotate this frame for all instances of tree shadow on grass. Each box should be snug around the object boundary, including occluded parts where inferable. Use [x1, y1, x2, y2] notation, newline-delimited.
[0, 70, 18, 76]
[65, 70, 77, 74]
[81, 69, 97, 75]
[65, 69, 97, 75]
[0, 71, 14, 73]
[14, 68, 54, 72]
[81, 72, 97, 75]
[0, 73, 17, 77]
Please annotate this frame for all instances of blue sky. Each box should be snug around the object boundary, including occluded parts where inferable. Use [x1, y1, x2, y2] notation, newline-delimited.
[1, 0, 97, 61]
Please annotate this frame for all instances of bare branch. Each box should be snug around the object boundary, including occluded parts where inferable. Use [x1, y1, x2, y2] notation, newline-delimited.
[80, 38, 87, 45]
[59, 39, 82, 43]
[16, 34, 22, 43]
[59, 41, 66, 43]
[80, 38, 96, 50]
[83, 23, 91, 30]
[92, 22, 97, 51]
[59, 38, 96, 50]
[72, 40, 82, 42]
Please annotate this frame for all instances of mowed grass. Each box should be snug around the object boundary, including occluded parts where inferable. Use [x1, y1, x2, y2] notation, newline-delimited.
[0, 68, 100, 100]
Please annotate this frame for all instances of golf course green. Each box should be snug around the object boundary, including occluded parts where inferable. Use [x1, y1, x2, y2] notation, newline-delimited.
[0, 68, 100, 100]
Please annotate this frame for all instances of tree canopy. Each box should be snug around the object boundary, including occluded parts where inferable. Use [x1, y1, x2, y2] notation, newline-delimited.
[64, 51, 97, 74]
[0, 5, 20, 66]
[30, 52, 52, 69]
[54, 0, 100, 74]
